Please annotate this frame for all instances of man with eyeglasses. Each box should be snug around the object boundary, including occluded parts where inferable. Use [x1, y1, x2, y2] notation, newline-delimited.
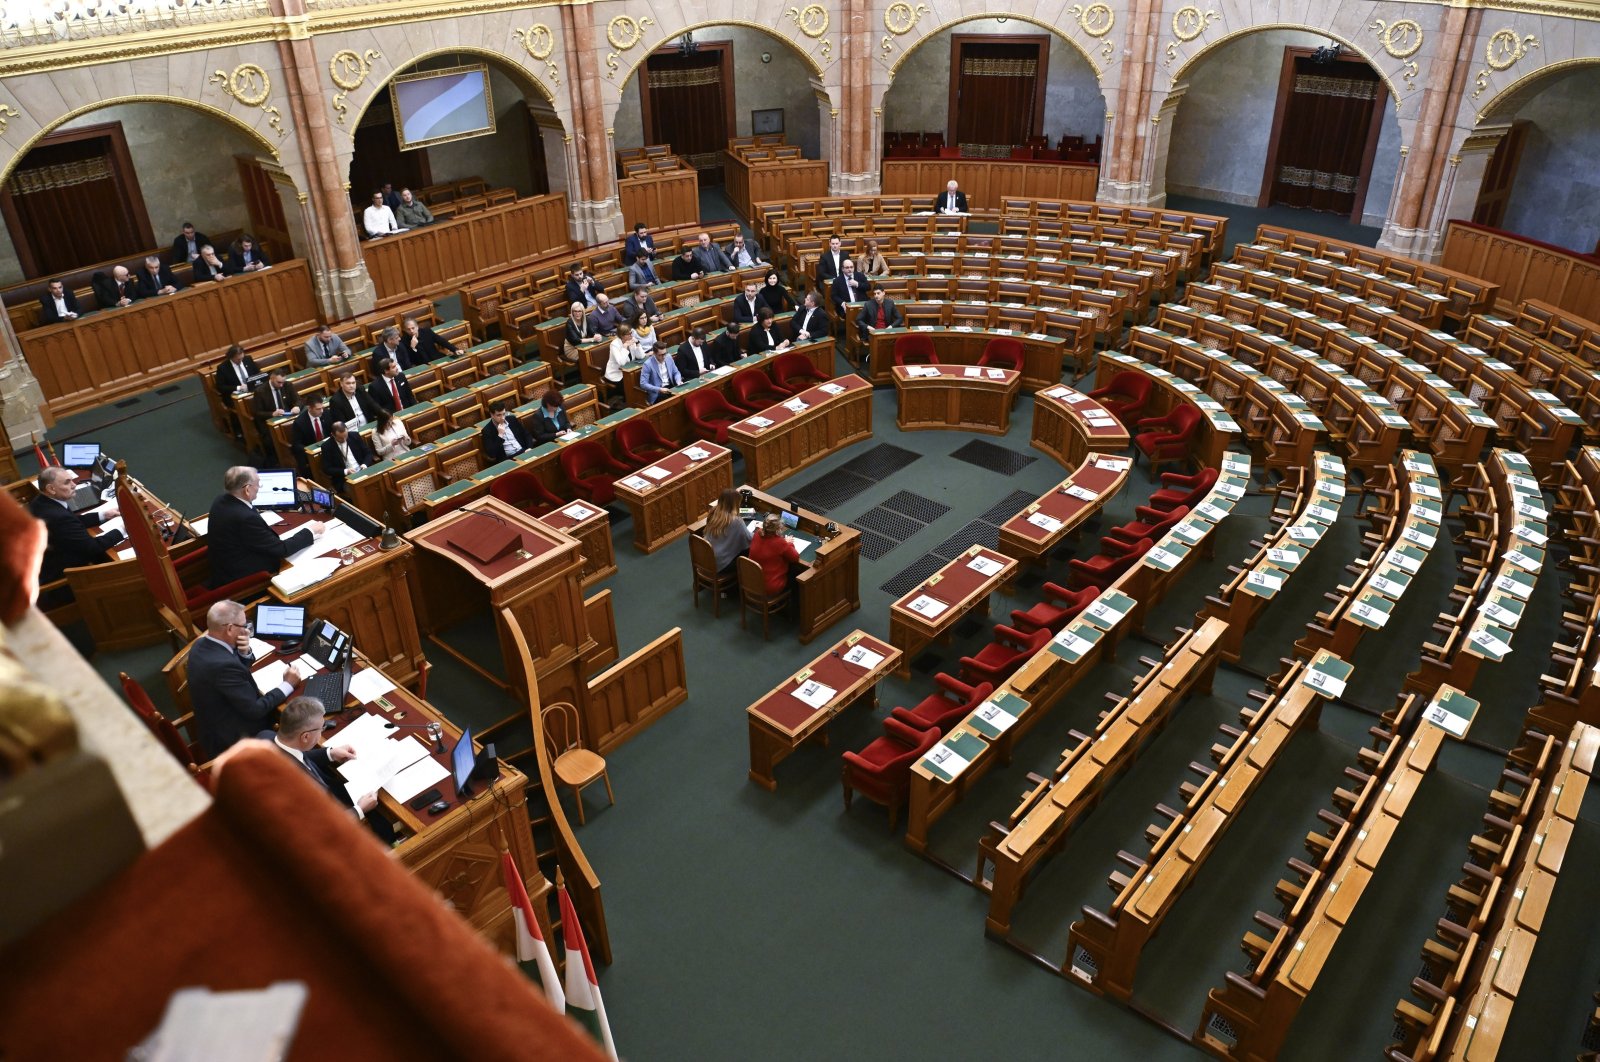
[267, 695, 396, 843]
[190, 599, 306, 760]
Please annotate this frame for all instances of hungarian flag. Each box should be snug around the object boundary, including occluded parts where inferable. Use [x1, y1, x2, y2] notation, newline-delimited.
[32, 436, 55, 469]
[560, 883, 618, 1060]
[500, 851, 564, 1011]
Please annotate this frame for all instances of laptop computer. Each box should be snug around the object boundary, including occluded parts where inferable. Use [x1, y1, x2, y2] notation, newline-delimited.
[68, 454, 117, 514]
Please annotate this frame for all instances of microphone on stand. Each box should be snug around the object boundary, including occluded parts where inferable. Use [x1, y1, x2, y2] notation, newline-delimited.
[383, 720, 446, 754]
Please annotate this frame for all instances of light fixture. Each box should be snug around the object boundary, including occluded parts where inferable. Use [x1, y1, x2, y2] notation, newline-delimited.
[677, 32, 698, 58]
[1311, 42, 1343, 64]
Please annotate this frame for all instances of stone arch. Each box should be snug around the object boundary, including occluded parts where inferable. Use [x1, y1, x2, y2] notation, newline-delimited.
[884, 11, 1112, 85]
[1165, 24, 1407, 109]
[1476, 56, 1600, 125]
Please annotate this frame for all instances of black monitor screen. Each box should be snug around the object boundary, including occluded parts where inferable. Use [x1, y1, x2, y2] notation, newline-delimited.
[780, 510, 799, 530]
[254, 469, 298, 510]
[60, 443, 100, 468]
[451, 728, 476, 793]
[255, 604, 306, 640]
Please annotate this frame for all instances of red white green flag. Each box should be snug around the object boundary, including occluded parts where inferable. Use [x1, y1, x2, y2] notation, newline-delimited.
[500, 851, 564, 1011]
[559, 882, 618, 1060]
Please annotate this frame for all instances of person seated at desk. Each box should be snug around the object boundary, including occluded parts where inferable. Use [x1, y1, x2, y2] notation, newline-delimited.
[815, 236, 845, 288]
[481, 401, 533, 462]
[290, 395, 330, 476]
[191, 599, 306, 761]
[368, 357, 416, 413]
[603, 324, 644, 403]
[725, 233, 766, 270]
[625, 283, 663, 325]
[399, 316, 459, 364]
[565, 263, 605, 309]
[215, 345, 258, 437]
[747, 309, 790, 356]
[624, 221, 656, 264]
[92, 265, 138, 309]
[627, 252, 659, 289]
[748, 512, 802, 598]
[171, 221, 210, 264]
[205, 467, 324, 588]
[830, 259, 865, 320]
[305, 324, 353, 367]
[587, 292, 623, 337]
[703, 487, 751, 577]
[640, 344, 683, 405]
[254, 369, 301, 462]
[675, 327, 716, 381]
[394, 188, 434, 228]
[934, 179, 968, 215]
[860, 239, 890, 278]
[28, 466, 123, 586]
[371, 407, 412, 461]
[731, 281, 765, 325]
[191, 244, 228, 284]
[630, 309, 659, 355]
[38, 279, 82, 324]
[671, 247, 702, 282]
[320, 420, 372, 493]
[759, 271, 794, 316]
[530, 387, 573, 443]
[563, 302, 603, 371]
[693, 231, 732, 275]
[711, 322, 745, 369]
[790, 292, 831, 343]
[134, 255, 181, 298]
[329, 369, 377, 429]
[227, 234, 271, 274]
[363, 191, 406, 237]
[856, 285, 903, 345]
[370, 326, 410, 371]
[267, 696, 396, 843]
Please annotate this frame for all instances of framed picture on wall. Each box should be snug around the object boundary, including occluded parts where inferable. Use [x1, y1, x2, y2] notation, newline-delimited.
[751, 108, 784, 136]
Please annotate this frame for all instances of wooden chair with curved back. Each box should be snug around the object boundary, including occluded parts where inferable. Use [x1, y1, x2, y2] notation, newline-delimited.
[689, 532, 736, 616]
[119, 670, 204, 777]
[736, 554, 791, 640]
[541, 699, 614, 825]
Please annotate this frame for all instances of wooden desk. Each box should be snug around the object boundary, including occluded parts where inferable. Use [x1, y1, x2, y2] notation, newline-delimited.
[613, 442, 733, 553]
[892, 364, 1021, 435]
[879, 159, 1099, 203]
[538, 498, 618, 587]
[363, 193, 571, 305]
[999, 454, 1131, 567]
[746, 630, 900, 789]
[1030, 386, 1131, 465]
[726, 374, 874, 489]
[866, 326, 1068, 391]
[888, 546, 1016, 678]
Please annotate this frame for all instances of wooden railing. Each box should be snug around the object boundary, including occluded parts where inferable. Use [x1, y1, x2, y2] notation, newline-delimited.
[880, 159, 1099, 204]
[1440, 219, 1600, 318]
[364, 193, 571, 305]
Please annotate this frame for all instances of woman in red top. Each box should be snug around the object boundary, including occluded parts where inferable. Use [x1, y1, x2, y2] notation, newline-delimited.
[747, 513, 801, 595]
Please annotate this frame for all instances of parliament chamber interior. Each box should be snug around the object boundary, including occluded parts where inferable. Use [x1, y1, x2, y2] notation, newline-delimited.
[4, 0, 1600, 1058]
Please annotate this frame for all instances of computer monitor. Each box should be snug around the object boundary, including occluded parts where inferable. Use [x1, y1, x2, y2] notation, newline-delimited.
[253, 469, 299, 510]
[309, 486, 334, 511]
[780, 510, 799, 531]
[451, 728, 476, 797]
[60, 442, 100, 469]
[254, 603, 306, 642]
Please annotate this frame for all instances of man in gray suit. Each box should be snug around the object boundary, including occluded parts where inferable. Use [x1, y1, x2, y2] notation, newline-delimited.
[692, 231, 732, 274]
[304, 324, 352, 367]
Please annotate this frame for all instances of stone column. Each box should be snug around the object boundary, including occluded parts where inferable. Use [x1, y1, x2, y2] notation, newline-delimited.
[563, 7, 623, 245]
[833, 0, 876, 194]
[1139, 85, 1188, 207]
[0, 310, 50, 450]
[1101, 0, 1160, 204]
[271, 0, 375, 318]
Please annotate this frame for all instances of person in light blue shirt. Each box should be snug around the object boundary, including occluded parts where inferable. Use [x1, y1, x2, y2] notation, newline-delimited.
[640, 346, 684, 404]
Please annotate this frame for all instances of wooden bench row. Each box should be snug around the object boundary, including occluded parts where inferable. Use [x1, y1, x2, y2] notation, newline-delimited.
[1528, 448, 1600, 737]
[1224, 250, 1451, 329]
[1250, 224, 1498, 319]
[1513, 298, 1600, 367]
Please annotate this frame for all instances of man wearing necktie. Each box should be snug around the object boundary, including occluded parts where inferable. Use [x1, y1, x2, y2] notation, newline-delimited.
[252, 369, 300, 464]
[264, 696, 396, 843]
[367, 357, 415, 413]
[830, 259, 865, 321]
[189, 599, 306, 760]
[290, 395, 330, 476]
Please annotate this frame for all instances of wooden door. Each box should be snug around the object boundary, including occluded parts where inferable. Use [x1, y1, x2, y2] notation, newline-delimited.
[1259, 49, 1388, 223]
[948, 36, 1049, 153]
[639, 43, 734, 185]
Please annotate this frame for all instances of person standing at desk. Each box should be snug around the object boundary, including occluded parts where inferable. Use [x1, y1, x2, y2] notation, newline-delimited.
[205, 466, 324, 587]
[190, 599, 305, 760]
[481, 401, 533, 462]
[531, 388, 573, 443]
[748, 512, 801, 597]
[703, 488, 751, 576]
[28, 466, 124, 584]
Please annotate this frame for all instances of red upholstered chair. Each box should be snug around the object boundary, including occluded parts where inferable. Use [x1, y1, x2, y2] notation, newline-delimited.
[1133, 405, 1203, 476]
[684, 389, 744, 444]
[1148, 467, 1219, 511]
[119, 671, 203, 774]
[1088, 370, 1155, 425]
[889, 673, 992, 735]
[728, 368, 790, 413]
[489, 470, 566, 518]
[615, 418, 678, 467]
[893, 332, 940, 367]
[771, 351, 829, 391]
[559, 440, 630, 505]
[840, 716, 942, 831]
[977, 336, 1024, 373]
[1009, 582, 1100, 636]
[1106, 504, 1190, 546]
[959, 624, 1052, 687]
[1069, 536, 1153, 590]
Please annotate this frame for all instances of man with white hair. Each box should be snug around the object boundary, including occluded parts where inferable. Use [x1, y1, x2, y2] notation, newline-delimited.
[205, 465, 323, 588]
[189, 599, 306, 760]
[934, 179, 968, 215]
[27, 465, 123, 584]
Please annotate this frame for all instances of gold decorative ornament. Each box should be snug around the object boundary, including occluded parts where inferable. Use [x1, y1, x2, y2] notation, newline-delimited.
[1171, 7, 1217, 43]
[1070, 3, 1115, 38]
[820, 39, 832, 63]
[211, 62, 271, 107]
[0, 103, 19, 136]
[328, 49, 380, 126]
[606, 14, 653, 51]
[881, 35, 895, 59]
[1485, 28, 1539, 70]
[513, 23, 555, 61]
[883, 2, 928, 35]
[1370, 18, 1423, 60]
[787, 4, 829, 38]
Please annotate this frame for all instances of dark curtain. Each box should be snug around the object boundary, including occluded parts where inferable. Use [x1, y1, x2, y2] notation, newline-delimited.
[645, 52, 727, 184]
[350, 98, 430, 208]
[8, 137, 142, 276]
[954, 43, 1040, 153]
[1270, 58, 1381, 215]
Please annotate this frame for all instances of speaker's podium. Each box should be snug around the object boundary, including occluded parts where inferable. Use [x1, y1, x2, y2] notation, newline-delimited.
[406, 496, 591, 703]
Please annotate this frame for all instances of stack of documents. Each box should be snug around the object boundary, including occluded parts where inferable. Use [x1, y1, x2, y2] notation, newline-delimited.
[270, 556, 340, 595]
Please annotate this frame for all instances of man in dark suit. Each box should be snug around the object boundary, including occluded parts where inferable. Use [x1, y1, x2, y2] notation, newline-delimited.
[38, 280, 82, 324]
[830, 259, 866, 319]
[710, 322, 745, 368]
[790, 292, 831, 343]
[623, 221, 656, 264]
[693, 232, 732, 275]
[320, 420, 372, 494]
[934, 180, 969, 214]
[266, 696, 394, 842]
[253, 369, 300, 463]
[171, 221, 210, 264]
[205, 466, 323, 588]
[92, 265, 138, 309]
[368, 357, 416, 413]
[226, 234, 271, 274]
[480, 401, 534, 462]
[675, 327, 716, 381]
[328, 370, 378, 429]
[565, 263, 604, 308]
[189, 598, 305, 760]
[731, 281, 764, 325]
[857, 285, 904, 344]
[815, 236, 846, 288]
[215, 344, 259, 397]
[289, 396, 330, 476]
[134, 255, 181, 298]
[369, 326, 409, 372]
[28, 466, 123, 584]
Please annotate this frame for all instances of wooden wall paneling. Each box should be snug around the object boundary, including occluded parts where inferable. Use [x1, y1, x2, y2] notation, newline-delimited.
[582, 589, 619, 674]
[582, 627, 687, 753]
[366, 194, 572, 304]
[1441, 221, 1600, 317]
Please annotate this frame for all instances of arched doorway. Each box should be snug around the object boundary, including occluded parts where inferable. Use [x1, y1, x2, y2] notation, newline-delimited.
[1162, 29, 1404, 230]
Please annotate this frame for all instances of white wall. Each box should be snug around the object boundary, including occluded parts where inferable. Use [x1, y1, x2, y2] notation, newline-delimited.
[1498, 65, 1600, 254]
[881, 20, 1105, 143]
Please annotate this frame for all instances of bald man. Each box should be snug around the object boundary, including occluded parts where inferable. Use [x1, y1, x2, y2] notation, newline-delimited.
[27, 465, 123, 584]
[92, 265, 138, 309]
[189, 599, 306, 760]
[205, 466, 323, 587]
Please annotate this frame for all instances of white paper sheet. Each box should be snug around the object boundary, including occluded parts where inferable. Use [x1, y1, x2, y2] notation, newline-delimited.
[842, 644, 884, 670]
[348, 668, 396, 704]
[251, 661, 288, 694]
[641, 466, 671, 480]
[384, 756, 449, 803]
[619, 475, 652, 491]
[561, 502, 597, 521]
[967, 554, 1004, 577]
[270, 557, 340, 596]
[259, 511, 283, 527]
[907, 594, 948, 618]
[792, 679, 836, 710]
